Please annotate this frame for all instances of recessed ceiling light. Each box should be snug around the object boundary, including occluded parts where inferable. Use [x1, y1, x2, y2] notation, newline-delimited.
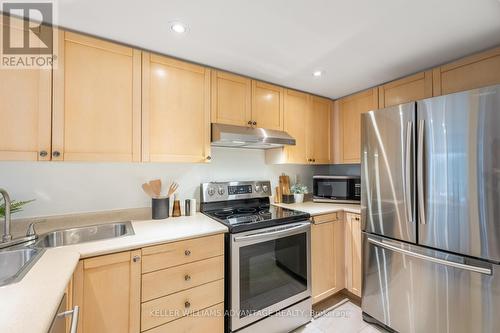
[170, 22, 187, 34]
[312, 70, 324, 77]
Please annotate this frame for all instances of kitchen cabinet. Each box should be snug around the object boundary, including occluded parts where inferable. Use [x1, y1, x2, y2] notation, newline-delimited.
[432, 46, 500, 96]
[281, 89, 310, 163]
[211, 70, 252, 126]
[251, 80, 284, 130]
[0, 16, 52, 161]
[72, 250, 141, 333]
[140, 234, 224, 332]
[337, 88, 378, 164]
[52, 31, 142, 162]
[142, 52, 211, 163]
[307, 96, 332, 164]
[378, 70, 433, 108]
[311, 213, 345, 304]
[345, 213, 362, 297]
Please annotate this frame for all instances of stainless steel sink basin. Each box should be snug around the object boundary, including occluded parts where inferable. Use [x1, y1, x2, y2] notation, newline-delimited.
[0, 248, 45, 286]
[35, 221, 135, 248]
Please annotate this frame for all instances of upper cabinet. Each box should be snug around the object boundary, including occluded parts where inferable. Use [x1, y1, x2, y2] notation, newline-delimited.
[282, 89, 310, 164]
[378, 70, 433, 108]
[252, 81, 284, 130]
[338, 88, 378, 164]
[211, 71, 252, 126]
[0, 16, 52, 161]
[308, 96, 332, 164]
[53, 31, 142, 162]
[142, 53, 211, 163]
[433, 46, 500, 96]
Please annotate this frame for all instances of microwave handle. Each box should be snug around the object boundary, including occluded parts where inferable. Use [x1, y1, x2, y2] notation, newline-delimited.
[233, 222, 310, 242]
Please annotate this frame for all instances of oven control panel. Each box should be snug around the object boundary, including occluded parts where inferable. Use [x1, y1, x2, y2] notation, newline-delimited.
[201, 181, 271, 203]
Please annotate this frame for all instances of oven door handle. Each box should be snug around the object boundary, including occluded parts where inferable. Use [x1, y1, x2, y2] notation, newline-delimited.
[233, 222, 310, 242]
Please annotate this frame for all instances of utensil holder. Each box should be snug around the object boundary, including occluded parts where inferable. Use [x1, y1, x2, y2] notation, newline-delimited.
[152, 197, 169, 219]
[281, 194, 295, 204]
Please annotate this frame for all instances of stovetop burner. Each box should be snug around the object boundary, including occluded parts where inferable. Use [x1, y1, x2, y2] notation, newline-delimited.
[201, 197, 310, 233]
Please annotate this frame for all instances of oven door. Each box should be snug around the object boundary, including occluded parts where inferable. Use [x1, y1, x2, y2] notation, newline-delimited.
[230, 222, 311, 331]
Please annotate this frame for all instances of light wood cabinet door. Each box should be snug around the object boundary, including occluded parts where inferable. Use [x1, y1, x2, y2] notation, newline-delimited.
[52, 31, 141, 162]
[308, 96, 332, 164]
[0, 16, 52, 161]
[433, 46, 500, 96]
[142, 53, 211, 163]
[345, 213, 362, 297]
[251, 81, 284, 130]
[73, 250, 141, 333]
[282, 89, 309, 163]
[338, 88, 378, 163]
[211, 71, 251, 126]
[378, 70, 433, 108]
[311, 217, 345, 304]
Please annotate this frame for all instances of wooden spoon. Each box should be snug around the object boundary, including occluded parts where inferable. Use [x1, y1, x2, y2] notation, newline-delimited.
[142, 183, 156, 198]
[149, 179, 162, 197]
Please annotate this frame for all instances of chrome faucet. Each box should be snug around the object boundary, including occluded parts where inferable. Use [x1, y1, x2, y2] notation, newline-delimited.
[0, 188, 38, 249]
[0, 188, 12, 242]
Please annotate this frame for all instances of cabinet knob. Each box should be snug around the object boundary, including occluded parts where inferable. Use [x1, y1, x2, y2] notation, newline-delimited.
[313, 158, 316, 162]
[252, 121, 257, 126]
[184, 301, 191, 309]
[184, 250, 191, 256]
[133, 255, 141, 262]
[39, 150, 48, 157]
[206, 156, 212, 161]
[247, 120, 252, 125]
[355, 217, 360, 221]
[52, 151, 61, 158]
[184, 274, 191, 281]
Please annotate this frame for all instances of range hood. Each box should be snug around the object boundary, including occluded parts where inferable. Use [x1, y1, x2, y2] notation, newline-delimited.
[211, 123, 296, 149]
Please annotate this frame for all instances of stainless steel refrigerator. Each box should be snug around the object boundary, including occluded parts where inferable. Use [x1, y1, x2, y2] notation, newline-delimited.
[361, 84, 500, 333]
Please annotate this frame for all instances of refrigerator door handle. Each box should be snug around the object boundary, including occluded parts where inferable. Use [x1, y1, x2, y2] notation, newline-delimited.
[367, 237, 492, 275]
[417, 119, 426, 225]
[405, 121, 414, 223]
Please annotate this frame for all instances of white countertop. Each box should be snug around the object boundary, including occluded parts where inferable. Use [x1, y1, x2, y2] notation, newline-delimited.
[0, 213, 227, 333]
[273, 201, 361, 216]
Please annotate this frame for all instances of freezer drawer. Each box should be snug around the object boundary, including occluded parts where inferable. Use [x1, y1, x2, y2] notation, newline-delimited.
[362, 233, 499, 333]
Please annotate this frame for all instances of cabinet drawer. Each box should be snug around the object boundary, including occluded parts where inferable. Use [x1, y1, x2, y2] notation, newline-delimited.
[142, 234, 224, 273]
[312, 212, 338, 224]
[145, 302, 224, 333]
[141, 279, 224, 331]
[142, 255, 224, 302]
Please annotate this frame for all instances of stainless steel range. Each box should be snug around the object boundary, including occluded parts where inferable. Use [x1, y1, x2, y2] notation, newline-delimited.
[200, 181, 312, 333]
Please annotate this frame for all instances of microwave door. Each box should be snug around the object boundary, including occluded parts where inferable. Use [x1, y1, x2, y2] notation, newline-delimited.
[361, 102, 416, 243]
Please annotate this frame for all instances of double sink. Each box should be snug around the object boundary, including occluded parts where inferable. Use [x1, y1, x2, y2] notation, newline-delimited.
[0, 221, 135, 287]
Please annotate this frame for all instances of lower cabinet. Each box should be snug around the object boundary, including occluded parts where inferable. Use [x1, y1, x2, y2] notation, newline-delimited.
[345, 213, 362, 297]
[71, 234, 224, 333]
[311, 212, 362, 303]
[311, 213, 345, 304]
[72, 250, 142, 333]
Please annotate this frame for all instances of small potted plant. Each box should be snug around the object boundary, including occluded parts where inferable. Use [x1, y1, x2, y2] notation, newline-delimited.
[0, 199, 35, 218]
[291, 184, 308, 204]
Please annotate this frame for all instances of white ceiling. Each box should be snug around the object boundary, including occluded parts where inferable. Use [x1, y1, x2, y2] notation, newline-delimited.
[56, 0, 500, 98]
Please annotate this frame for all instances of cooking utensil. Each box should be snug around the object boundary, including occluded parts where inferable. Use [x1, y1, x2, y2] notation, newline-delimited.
[167, 182, 179, 197]
[149, 179, 162, 197]
[142, 183, 156, 198]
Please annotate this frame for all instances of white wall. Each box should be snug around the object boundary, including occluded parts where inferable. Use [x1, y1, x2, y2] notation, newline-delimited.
[0, 147, 314, 219]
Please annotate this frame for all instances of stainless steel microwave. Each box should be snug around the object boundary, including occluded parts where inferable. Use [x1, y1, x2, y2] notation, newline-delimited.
[313, 175, 361, 203]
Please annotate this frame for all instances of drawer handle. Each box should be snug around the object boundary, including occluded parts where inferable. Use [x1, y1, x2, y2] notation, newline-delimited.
[184, 250, 191, 256]
[185, 301, 191, 309]
[184, 274, 191, 281]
